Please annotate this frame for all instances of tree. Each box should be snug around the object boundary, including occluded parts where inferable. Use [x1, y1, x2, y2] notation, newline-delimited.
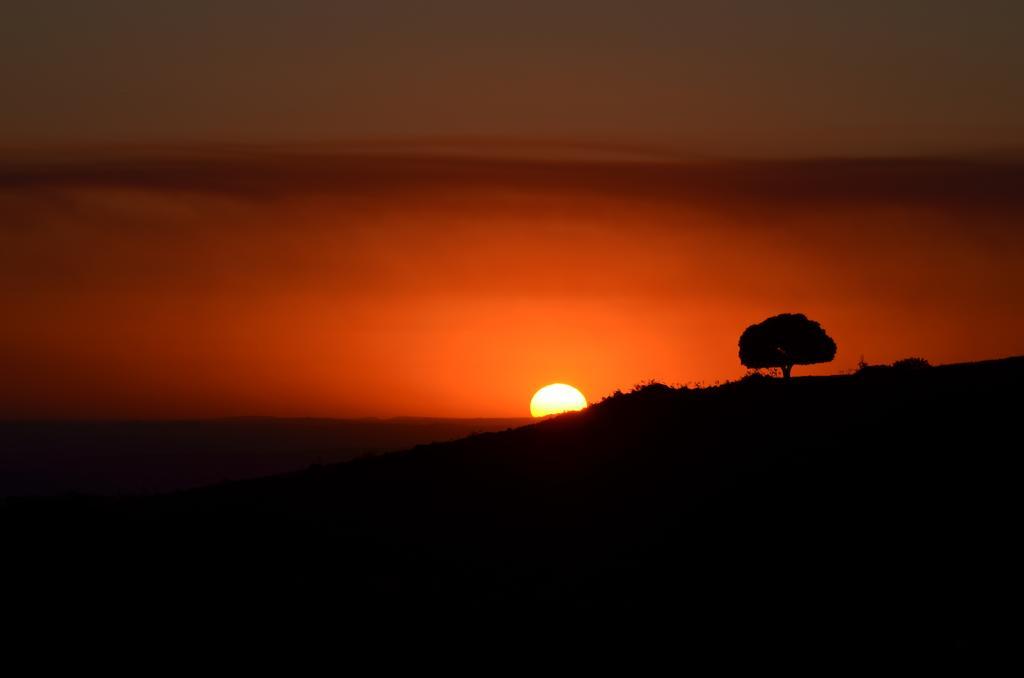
[739, 313, 836, 380]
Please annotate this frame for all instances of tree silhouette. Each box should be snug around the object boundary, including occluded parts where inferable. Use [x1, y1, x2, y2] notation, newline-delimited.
[739, 313, 836, 379]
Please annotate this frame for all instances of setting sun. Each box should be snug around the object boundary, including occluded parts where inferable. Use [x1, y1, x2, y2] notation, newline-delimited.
[530, 383, 587, 418]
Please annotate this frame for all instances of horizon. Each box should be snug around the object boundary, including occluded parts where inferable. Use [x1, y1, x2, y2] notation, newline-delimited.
[2, 352, 1021, 422]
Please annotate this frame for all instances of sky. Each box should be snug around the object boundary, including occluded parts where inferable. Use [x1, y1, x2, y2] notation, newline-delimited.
[2, 2, 1023, 418]
[3, 1, 1023, 154]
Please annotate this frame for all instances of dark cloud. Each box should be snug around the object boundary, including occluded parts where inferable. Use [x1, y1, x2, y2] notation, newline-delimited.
[2, 147, 1024, 213]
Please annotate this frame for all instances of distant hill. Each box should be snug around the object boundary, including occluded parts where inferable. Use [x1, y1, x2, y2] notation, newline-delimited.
[0, 416, 532, 495]
[4, 357, 1019, 651]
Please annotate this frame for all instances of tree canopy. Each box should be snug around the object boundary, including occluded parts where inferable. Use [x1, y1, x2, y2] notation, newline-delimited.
[739, 313, 836, 379]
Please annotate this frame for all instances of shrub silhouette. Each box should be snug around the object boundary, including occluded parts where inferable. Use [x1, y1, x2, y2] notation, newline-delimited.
[739, 313, 837, 379]
[857, 356, 931, 376]
[892, 357, 930, 370]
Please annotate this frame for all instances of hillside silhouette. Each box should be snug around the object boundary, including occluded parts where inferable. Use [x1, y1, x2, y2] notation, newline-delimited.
[4, 357, 1019, 651]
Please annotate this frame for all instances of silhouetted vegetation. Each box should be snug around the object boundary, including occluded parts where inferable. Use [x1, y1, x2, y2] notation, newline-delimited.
[739, 313, 837, 379]
[892, 357, 931, 369]
[857, 356, 933, 375]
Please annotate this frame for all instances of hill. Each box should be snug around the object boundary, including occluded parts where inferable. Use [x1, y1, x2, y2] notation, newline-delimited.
[4, 357, 1019, 650]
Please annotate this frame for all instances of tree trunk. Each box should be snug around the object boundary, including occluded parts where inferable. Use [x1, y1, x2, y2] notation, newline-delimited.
[781, 364, 792, 380]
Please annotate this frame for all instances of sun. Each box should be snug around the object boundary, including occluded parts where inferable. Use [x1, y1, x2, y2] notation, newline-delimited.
[530, 383, 587, 418]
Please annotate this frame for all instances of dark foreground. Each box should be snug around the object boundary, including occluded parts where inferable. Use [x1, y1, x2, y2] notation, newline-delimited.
[4, 358, 1019, 652]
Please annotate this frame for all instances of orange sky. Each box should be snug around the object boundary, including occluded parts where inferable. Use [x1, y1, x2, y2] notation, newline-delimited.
[2, 150, 1023, 418]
